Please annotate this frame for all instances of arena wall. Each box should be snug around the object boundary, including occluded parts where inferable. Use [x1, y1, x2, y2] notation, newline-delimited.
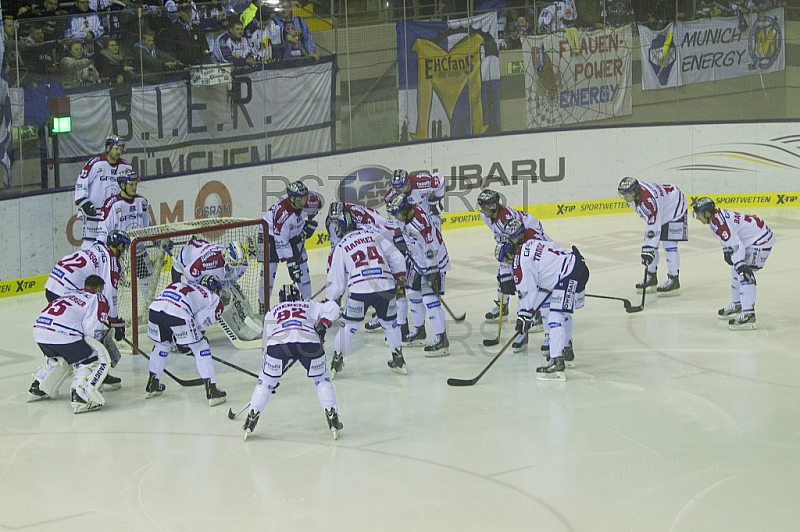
[2, 121, 799, 296]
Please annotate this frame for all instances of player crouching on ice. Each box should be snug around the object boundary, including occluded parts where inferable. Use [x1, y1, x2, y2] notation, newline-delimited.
[496, 224, 589, 381]
[243, 284, 342, 440]
[146, 275, 228, 405]
[29, 275, 116, 413]
[691, 197, 776, 330]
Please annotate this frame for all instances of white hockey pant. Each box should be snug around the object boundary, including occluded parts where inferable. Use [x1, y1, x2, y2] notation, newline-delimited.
[36, 357, 71, 397]
[150, 338, 216, 381]
[73, 337, 110, 405]
[649, 243, 680, 276]
[731, 266, 756, 311]
[408, 286, 446, 335]
[250, 354, 336, 414]
[396, 294, 408, 326]
[546, 311, 573, 360]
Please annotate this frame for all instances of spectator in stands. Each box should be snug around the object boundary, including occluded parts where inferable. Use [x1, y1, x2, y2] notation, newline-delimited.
[3, 15, 25, 76]
[28, 0, 70, 46]
[536, 0, 577, 33]
[59, 40, 100, 85]
[215, 17, 256, 68]
[64, 0, 105, 41]
[20, 22, 58, 87]
[164, 2, 210, 66]
[133, 28, 183, 80]
[95, 37, 133, 84]
[243, 6, 282, 62]
[275, 0, 318, 61]
[506, 15, 529, 50]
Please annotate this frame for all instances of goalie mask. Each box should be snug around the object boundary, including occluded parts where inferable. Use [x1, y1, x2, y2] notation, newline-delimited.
[692, 197, 716, 224]
[223, 242, 246, 270]
[201, 275, 223, 295]
[279, 284, 302, 302]
[618, 177, 640, 202]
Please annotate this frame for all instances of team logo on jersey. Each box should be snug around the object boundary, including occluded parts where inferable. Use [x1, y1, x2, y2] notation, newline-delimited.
[341, 166, 393, 209]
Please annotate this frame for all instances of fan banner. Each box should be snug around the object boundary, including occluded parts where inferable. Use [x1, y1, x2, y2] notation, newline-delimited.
[639, 8, 785, 90]
[397, 11, 501, 140]
[522, 26, 632, 129]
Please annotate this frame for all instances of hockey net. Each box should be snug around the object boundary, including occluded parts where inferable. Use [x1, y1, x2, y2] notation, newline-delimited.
[117, 217, 268, 349]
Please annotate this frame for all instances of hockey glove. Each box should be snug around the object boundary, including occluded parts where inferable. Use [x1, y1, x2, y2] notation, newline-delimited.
[109, 318, 126, 342]
[395, 276, 407, 298]
[641, 246, 656, 266]
[393, 232, 408, 255]
[426, 270, 442, 294]
[723, 247, 734, 266]
[301, 219, 318, 240]
[515, 309, 533, 335]
[497, 270, 516, 295]
[428, 195, 442, 216]
[287, 260, 303, 283]
[78, 198, 97, 217]
[314, 318, 332, 342]
[735, 262, 756, 284]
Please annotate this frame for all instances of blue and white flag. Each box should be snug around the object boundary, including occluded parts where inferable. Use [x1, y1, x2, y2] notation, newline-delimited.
[0, 20, 15, 189]
[397, 12, 501, 141]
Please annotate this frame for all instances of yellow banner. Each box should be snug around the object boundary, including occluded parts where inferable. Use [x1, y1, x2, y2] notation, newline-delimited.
[0, 274, 48, 298]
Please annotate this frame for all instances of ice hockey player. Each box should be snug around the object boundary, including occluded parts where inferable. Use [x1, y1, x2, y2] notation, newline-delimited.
[385, 193, 451, 356]
[74, 135, 133, 249]
[44, 230, 130, 388]
[258, 181, 322, 301]
[29, 275, 115, 413]
[691, 197, 776, 330]
[243, 284, 342, 439]
[325, 209, 408, 376]
[497, 228, 589, 381]
[145, 275, 228, 405]
[618, 177, 687, 296]
[97, 169, 152, 297]
[390, 168, 446, 228]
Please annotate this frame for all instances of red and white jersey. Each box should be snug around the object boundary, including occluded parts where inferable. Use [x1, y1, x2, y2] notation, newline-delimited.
[398, 204, 450, 274]
[387, 171, 446, 218]
[44, 244, 122, 319]
[96, 194, 151, 244]
[175, 239, 247, 285]
[481, 204, 550, 242]
[512, 239, 574, 311]
[74, 154, 132, 214]
[33, 289, 110, 345]
[325, 203, 390, 248]
[262, 299, 340, 348]
[708, 209, 776, 264]
[149, 282, 224, 331]
[260, 192, 322, 261]
[326, 228, 407, 300]
[626, 182, 687, 248]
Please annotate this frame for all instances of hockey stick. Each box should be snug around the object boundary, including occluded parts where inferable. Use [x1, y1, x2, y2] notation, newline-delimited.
[586, 293, 644, 314]
[448, 292, 551, 387]
[227, 358, 297, 419]
[483, 297, 504, 347]
[119, 336, 204, 387]
[406, 254, 466, 322]
[310, 285, 326, 300]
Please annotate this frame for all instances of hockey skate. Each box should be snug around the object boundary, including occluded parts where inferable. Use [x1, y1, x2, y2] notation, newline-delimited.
[364, 312, 382, 332]
[636, 271, 658, 294]
[484, 301, 509, 323]
[529, 311, 544, 333]
[424, 333, 450, 357]
[243, 410, 260, 440]
[204, 379, 227, 406]
[718, 302, 742, 320]
[729, 310, 756, 331]
[656, 273, 680, 297]
[387, 348, 407, 375]
[71, 389, 102, 414]
[563, 340, 575, 368]
[536, 357, 566, 381]
[403, 325, 427, 347]
[145, 372, 165, 399]
[330, 351, 344, 379]
[325, 408, 343, 440]
[101, 374, 122, 392]
[512, 332, 528, 353]
[27, 380, 50, 402]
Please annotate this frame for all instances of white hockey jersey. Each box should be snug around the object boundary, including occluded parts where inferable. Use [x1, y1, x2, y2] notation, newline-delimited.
[398, 204, 450, 274]
[481, 204, 549, 242]
[387, 171, 446, 218]
[149, 282, 224, 331]
[259, 192, 322, 261]
[96, 194, 151, 245]
[33, 289, 110, 345]
[44, 244, 122, 319]
[511, 239, 575, 311]
[325, 203, 390, 248]
[626, 182, 687, 248]
[74, 154, 132, 214]
[708, 209, 776, 264]
[326, 228, 407, 300]
[175, 239, 247, 285]
[262, 299, 340, 348]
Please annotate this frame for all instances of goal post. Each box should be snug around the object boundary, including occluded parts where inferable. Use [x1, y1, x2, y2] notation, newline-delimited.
[118, 217, 269, 351]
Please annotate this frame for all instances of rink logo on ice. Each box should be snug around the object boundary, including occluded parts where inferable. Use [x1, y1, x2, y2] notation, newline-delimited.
[340, 166, 393, 209]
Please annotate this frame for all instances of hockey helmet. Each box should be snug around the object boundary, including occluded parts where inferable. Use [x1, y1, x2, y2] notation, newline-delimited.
[692, 197, 716, 223]
[222, 242, 246, 269]
[287, 181, 309, 198]
[105, 135, 125, 152]
[278, 284, 302, 302]
[386, 193, 411, 217]
[502, 219, 525, 244]
[477, 189, 501, 207]
[200, 275, 223, 295]
[391, 169, 410, 191]
[116, 169, 138, 184]
[494, 240, 515, 264]
[331, 209, 356, 238]
[617, 177, 639, 200]
[107, 230, 131, 250]
[328, 200, 345, 217]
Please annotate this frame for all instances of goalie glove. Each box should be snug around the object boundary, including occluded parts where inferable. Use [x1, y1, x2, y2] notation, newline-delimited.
[735, 262, 756, 284]
[108, 317, 126, 342]
[287, 260, 302, 283]
[77, 198, 97, 217]
[314, 318, 332, 342]
[515, 309, 533, 334]
[723, 247, 734, 266]
[301, 219, 318, 240]
[641, 246, 656, 266]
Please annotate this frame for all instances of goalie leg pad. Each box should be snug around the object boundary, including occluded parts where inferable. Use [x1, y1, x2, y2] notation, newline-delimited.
[72, 337, 110, 411]
[35, 356, 71, 398]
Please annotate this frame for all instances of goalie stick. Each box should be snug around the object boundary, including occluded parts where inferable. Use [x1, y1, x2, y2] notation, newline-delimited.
[162, 243, 262, 349]
[227, 358, 297, 419]
[119, 336, 204, 387]
[448, 291, 551, 387]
